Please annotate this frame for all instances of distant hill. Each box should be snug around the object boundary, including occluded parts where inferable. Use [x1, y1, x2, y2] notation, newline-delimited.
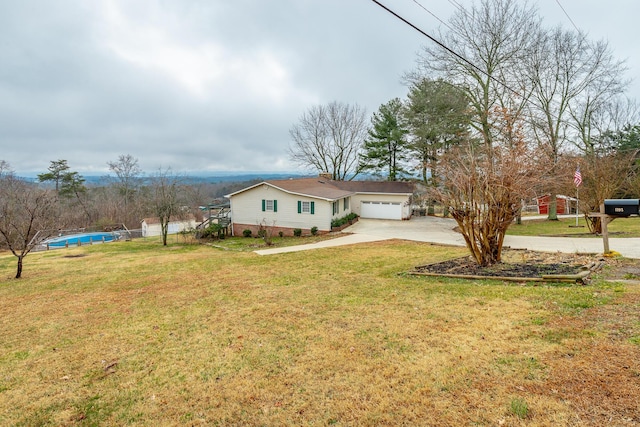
[19, 171, 402, 186]
[181, 173, 309, 184]
[21, 172, 310, 186]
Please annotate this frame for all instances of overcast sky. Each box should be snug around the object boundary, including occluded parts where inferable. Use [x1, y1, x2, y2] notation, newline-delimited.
[1, 0, 638, 176]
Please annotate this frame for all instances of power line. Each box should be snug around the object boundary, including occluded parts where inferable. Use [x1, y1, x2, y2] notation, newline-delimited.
[447, 0, 472, 20]
[554, 0, 581, 33]
[370, 0, 520, 97]
[410, 0, 456, 34]
[371, 0, 572, 132]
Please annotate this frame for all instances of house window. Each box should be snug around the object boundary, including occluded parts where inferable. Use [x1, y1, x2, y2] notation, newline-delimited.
[262, 199, 277, 212]
[298, 201, 315, 214]
[343, 197, 350, 211]
[332, 201, 339, 215]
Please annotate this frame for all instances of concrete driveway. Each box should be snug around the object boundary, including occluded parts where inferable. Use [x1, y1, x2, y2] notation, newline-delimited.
[347, 216, 640, 258]
[344, 216, 466, 245]
[256, 216, 640, 258]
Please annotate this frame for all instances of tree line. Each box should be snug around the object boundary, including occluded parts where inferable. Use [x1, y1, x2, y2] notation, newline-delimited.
[288, 0, 640, 265]
[0, 156, 261, 278]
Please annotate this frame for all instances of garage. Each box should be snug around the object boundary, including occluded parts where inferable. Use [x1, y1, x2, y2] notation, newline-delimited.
[360, 201, 403, 220]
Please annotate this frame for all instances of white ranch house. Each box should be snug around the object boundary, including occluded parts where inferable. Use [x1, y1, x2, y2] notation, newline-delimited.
[225, 177, 414, 236]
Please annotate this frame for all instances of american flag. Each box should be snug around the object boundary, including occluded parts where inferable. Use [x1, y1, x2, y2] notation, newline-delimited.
[573, 166, 582, 187]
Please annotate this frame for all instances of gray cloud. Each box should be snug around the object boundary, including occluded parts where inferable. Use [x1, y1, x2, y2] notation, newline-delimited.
[0, 0, 637, 175]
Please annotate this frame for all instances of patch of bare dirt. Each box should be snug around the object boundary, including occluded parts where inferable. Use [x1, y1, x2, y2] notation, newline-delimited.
[414, 249, 604, 279]
[528, 291, 640, 425]
[603, 257, 640, 281]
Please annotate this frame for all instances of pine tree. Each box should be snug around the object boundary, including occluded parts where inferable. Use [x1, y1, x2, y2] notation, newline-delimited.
[404, 79, 471, 187]
[360, 98, 409, 181]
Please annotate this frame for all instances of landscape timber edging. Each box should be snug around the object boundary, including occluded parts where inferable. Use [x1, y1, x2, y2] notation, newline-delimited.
[406, 269, 591, 283]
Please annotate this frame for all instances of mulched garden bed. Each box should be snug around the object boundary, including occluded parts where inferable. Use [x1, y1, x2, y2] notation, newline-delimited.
[410, 249, 605, 283]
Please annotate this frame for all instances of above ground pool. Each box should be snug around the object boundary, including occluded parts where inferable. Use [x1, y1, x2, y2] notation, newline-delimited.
[43, 232, 120, 248]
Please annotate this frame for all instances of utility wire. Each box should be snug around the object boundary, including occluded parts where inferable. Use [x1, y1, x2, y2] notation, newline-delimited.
[373, 0, 571, 130]
[370, 0, 520, 97]
[554, 0, 581, 33]
[447, 0, 472, 20]
[437, 0, 585, 119]
[410, 0, 456, 34]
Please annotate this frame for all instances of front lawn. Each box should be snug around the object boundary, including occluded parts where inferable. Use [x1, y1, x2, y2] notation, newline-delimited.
[1, 239, 638, 425]
[507, 216, 640, 237]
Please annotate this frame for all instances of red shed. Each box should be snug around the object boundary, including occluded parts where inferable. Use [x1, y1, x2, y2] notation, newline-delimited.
[536, 195, 577, 215]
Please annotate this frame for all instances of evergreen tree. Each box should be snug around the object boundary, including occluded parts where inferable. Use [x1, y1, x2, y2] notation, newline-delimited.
[404, 79, 471, 187]
[38, 159, 72, 194]
[360, 98, 409, 181]
[607, 124, 640, 154]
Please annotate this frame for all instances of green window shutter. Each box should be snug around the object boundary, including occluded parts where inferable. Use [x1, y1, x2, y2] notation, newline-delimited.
[297, 201, 301, 214]
[311, 201, 315, 215]
[273, 200, 277, 212]
[262, 199, 265, 212]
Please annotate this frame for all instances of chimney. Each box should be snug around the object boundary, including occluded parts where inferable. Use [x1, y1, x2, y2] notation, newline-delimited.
[318, 172, 332, 180]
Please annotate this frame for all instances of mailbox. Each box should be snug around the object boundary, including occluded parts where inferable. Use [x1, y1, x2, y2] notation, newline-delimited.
[604, 199, 640, 216]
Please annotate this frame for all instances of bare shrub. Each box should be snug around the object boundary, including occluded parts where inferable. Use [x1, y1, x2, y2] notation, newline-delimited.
[432, 109, 543, 266]
[257, 219, 276, 246]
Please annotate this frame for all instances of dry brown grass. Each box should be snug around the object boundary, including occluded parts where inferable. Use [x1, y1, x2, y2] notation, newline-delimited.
[0, 239, 639, 426]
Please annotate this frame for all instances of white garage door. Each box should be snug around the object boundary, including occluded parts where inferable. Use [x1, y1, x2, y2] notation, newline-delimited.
[360, 201, 403, 220]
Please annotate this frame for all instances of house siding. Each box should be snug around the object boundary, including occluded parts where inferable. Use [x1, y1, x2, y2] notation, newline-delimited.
[330, 197, 352, 220]
[229, 184, 335, 236]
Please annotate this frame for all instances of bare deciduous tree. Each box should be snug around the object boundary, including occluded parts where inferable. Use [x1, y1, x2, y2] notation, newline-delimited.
[108, 154, 143, 226]
[576, 153, 636, 234]
[0, 168, 58, 278]
[289, 101, 368, 180]
[414, 0, 540, 149]
[0, 160, 10, 177]
[567, 97, 640, 233]
[526, 27, 627, 219]
[149, 168, 183, 246]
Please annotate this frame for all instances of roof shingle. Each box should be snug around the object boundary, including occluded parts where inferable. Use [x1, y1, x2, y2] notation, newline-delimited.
[264, 178, 414, 199]
[265, 178, 353, 200]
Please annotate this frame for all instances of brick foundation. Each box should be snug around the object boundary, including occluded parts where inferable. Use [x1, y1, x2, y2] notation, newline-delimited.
[231, 223, 329, 237]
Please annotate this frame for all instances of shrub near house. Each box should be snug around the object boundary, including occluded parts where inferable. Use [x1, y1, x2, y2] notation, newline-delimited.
[331, 213, 358, 230]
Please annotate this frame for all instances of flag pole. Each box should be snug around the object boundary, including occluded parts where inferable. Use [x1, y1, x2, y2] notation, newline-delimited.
[574, 164, 581, 227]
[575, 185, 579, 227]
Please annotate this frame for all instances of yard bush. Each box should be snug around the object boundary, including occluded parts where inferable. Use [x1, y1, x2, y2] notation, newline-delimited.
[293, 228, 302, 237]
[242, 229, 252, 238]
[199, 223, 223, 239]
[331, 213, 358, 229]
[311, 226, 318, 236]
[257, 220, 274, 246]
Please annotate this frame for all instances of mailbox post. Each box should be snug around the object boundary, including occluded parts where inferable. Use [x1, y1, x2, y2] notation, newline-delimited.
[590, 199, 640, 254]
